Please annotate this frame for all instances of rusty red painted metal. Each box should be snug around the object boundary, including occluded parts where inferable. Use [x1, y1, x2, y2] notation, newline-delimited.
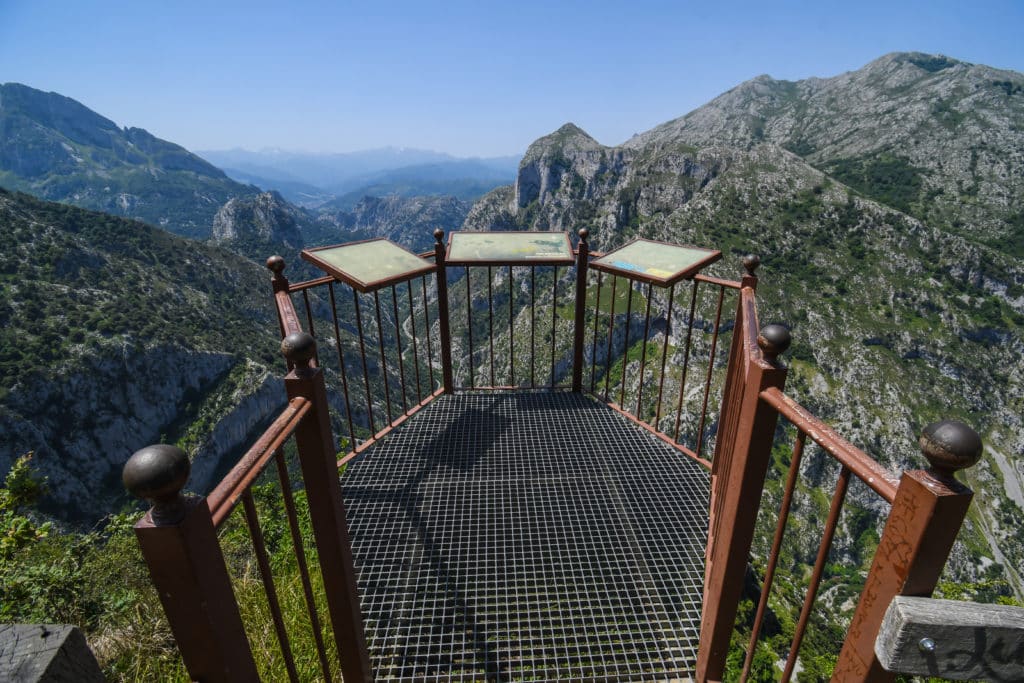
[284, 345, 373, 682]
[833, 469, 974, 681]
[572, 230, 589, 391]
[133, 498, 259, 682]
[131, 241, 981, 683]
[434, 231, 454, 393]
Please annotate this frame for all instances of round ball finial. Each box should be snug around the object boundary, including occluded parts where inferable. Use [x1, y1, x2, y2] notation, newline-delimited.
[265, 255, 285, 274]
[757, 324, 791, 361]
[919, 420, 982, 477]
[578, 228, 589, 241]
[281, 331, 317, 367]
[743, 254, 761, 276]
[433, 228, 445, 244]
[123, 444, 190, 506]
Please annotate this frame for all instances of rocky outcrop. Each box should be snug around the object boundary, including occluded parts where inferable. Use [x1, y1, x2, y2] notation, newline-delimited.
[0, 343, 234, 519]
[212, 191, 304, 249]
[186, 361, 287, 495]
[317, 194, 470, 251]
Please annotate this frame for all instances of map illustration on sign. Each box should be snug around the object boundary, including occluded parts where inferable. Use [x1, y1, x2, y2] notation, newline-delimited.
[591, 239, 721, 287]
[446, 231, 574, 265]
[302, 239, 435, 292]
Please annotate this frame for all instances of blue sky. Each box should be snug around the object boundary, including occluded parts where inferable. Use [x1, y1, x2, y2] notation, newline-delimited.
[2, 0, 1022, 157]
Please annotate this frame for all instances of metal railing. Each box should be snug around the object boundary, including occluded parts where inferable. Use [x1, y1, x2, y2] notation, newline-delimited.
[123, 335, 371, 682]
[696, 282, 981, 683]
[123, 228, 983, 682]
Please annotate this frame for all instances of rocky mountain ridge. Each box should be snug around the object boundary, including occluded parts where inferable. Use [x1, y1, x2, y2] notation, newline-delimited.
[626, 52, 1024, 253]
[464, 56, 1024, 598]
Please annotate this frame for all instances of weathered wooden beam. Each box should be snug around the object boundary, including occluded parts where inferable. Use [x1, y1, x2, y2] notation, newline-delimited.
[876, 595, 1024, 682]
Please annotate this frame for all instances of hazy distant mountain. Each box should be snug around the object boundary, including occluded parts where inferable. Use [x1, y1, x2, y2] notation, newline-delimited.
[0, 83, 260, 239]
[201, 147, 520, 206]
[217, 167, 335, 208]
[324, 158, 518, 210]
[198, 147, 460, 190]
[466, 53, 1024, 601]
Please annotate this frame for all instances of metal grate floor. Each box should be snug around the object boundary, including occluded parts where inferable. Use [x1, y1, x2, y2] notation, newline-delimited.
[342, 391, 709, 682]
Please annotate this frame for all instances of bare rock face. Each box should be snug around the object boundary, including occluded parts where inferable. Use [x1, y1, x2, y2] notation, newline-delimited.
[318, 194, 470, 251]
[212, 191, 304, 249]
[625, 52, 1024, 251]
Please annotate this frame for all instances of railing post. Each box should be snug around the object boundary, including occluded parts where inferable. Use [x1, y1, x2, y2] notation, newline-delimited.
[123, 445, 258, 682]
[696, 320, 790, 683]
[433, 228, 454, 394]
[833, 420, 982, 682]
[267, 256, 302, 372]
[572, 228, 590, 392]
[281, 332, 373, 682]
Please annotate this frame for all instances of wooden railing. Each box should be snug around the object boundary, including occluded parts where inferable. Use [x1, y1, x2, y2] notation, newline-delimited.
[123, 229, 988, 682]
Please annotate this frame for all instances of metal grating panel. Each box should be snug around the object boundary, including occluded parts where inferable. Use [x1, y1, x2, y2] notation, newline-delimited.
[342, 392, 709, 682]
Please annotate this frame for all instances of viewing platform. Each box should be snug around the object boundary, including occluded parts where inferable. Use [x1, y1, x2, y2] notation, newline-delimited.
[121, 228, 1007, 682]
[344, 391, 707, 680]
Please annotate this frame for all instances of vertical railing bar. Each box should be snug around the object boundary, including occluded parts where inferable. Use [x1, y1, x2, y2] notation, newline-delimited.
[273, 448, 333, 682]
[550, 265, 559, 387]
[696, 285, 727, 460]
[352, 291, 376, 435]
[603, 275, 618, 400]
[740, 430, 807, 683]
[635, 282, 653, 418]
[390, 285, 408, 413]
[328, 283, 357, 450]
[654, 283, 676, 427]
[781, 465, 851, 683]
[530, 266, 536, 388]
[465, 267, 474, 388]
[488, 266, 495, 387]
[590, 271, 603, 393]
[240, 489, 301, 683]
[302, 289, 319, 366]
[508, 265, 515, 386]
[619, 278, 633, 407]
[373, 290, 394, 425]
[673, 279, 700, 441]
[407, 280, 423, 402]
[421, 275, 436, 392]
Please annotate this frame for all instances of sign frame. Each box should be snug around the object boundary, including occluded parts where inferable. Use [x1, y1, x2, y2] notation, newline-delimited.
[590, 238, 722, 287]
[301, 238, 436, 293]
[445, 231, 575, 267]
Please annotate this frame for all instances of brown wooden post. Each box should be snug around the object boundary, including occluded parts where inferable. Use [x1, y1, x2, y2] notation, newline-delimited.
[833, 420, 982, 682]
[572, 228, 590, 392]
[123, 445, 258, 682]
[281, 332, 373, 682]
[696, 321, 790, 683]
[433, 228, 454, 393]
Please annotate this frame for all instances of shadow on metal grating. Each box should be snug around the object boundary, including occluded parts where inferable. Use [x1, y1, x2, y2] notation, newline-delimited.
[342, 391, 708, 682]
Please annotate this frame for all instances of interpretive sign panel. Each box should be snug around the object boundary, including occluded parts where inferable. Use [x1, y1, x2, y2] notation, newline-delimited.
[302, 238, 435, 292]
[591, 239, 721, 287]
[446, 231, 574, 266]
